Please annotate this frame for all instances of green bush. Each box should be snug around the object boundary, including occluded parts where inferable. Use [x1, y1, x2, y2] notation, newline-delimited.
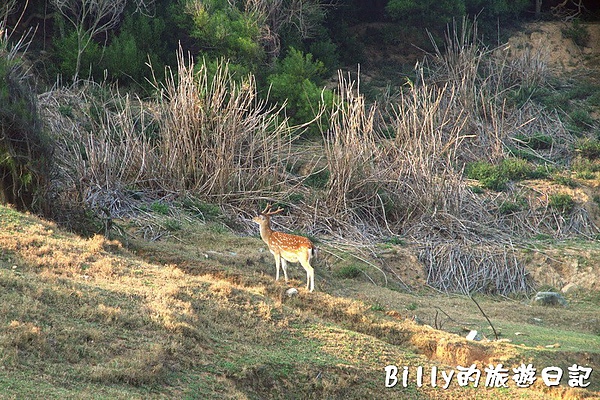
[500, 158, 536, 180]
[498, 201, 521, 215]
[336, 265, 362, 279]
[538, 90, 571, 111]
[562, 19, 590, 47]
[304, 169, 330, 189]
[180, 0, 264, 68]
[469, 185, 484, 194]
[267, 48, 334, 136]
[498, 196, 527, 215]
[150, 201, 170, 215]
[548, 193, 575, 213]
[466, 160, 508, 191]
[513, 133, 553, 150]
[181, 198, 221, 219]
[507, 86, 539, 109]
[507, 147, 544, 162]
[575, 139, 600, 160]
[102, 31, 146, 83]
[386, 0, 465, 29]
[569, 109, 594, 131]
[52, 30, 102, 80]
[566, 82, 597, 101]
[308, 39, 340, 73]
[465, 0, 530, 22]
[0, 51, 51, 212]
[465, 158, 548, 191]
[101, 13, 169, 85]
[386, 0, 528, 39]
[199, 58, 252, 86]
[165, 218, 182, 231]
[588, 91, 600, 108]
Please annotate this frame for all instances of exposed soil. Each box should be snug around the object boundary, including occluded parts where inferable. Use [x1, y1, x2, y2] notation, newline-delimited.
[506, 21, 600, 75]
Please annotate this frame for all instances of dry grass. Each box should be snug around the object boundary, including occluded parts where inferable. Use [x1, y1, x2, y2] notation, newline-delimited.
[300, 20, 544, 294]
[152, 49, 293, 199]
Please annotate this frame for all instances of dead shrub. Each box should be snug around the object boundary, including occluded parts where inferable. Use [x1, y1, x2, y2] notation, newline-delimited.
[419, 241, 533, 295]
[322, 71, 384, 235]
[153, 50, 292, 199]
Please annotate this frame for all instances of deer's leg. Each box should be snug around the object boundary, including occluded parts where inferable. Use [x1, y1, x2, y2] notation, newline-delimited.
[281, 258, 289, 282]
[300, 259, 315, 292]
[274, 254, 281, 281]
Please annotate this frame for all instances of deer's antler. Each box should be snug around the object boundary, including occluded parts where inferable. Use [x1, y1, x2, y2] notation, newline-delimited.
[261, 203, 284, 216]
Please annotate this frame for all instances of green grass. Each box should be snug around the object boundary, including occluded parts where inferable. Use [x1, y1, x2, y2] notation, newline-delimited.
[569, 109, 595, 132]
[575, 138, 600, 160]
[552, 173, 578, 188]
[496, 321, 600, 353]
[181, 197, 222, 219]
[150, 201, 170, 215]
[465, 158, 548, 191]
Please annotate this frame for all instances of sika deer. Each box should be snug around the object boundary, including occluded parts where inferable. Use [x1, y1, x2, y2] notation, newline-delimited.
[252, 204, 316, 292]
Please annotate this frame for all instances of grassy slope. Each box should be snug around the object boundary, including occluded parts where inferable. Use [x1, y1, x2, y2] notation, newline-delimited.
[0, 204, 598, 399]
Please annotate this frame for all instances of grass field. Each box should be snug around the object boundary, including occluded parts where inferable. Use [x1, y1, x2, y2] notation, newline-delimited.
[0, 204, 598, 399]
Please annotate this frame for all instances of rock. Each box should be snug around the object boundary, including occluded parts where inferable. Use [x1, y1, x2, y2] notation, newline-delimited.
[531, 291, 567, 307]
[285, 287, 299, 297]
[561, 282, 578, 294]
[466, 330, 482, 341]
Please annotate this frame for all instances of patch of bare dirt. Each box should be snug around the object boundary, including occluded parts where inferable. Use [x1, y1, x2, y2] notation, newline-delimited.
[507, 21, 600, 74]
[526, 244, 600, 292]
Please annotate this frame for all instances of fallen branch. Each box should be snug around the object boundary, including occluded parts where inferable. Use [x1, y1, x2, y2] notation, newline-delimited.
[470, 295, 499, 340]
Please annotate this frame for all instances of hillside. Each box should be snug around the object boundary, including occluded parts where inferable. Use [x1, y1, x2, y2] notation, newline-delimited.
[0, 204, 599, 399]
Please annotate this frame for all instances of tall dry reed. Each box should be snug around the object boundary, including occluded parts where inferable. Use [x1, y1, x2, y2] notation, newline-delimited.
[153, 49, 292, 200]
[322, 71, 382, 229]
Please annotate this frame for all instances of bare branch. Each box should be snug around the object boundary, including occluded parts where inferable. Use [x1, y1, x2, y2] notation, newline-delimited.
[551, 0, 588, 21]
[50, 0, 127, 81]
[246, 0, 326, 59]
